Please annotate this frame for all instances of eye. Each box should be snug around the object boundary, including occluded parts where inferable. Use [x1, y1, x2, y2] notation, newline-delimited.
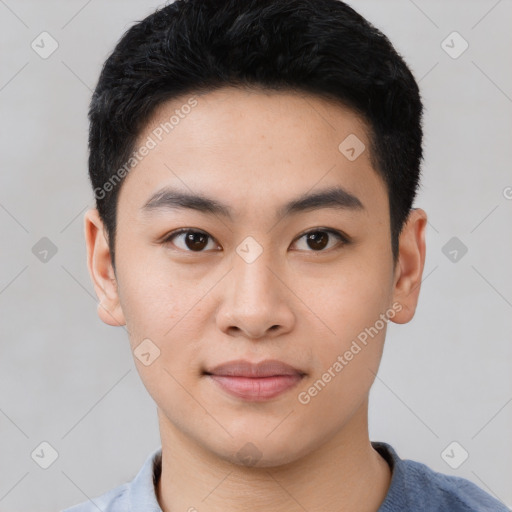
[291, 228, 348, 252]
[161, 227, 349, 253]
[162, 229, 219, 252]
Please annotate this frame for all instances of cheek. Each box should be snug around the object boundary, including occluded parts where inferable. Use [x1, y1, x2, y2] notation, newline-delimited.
[298, 259, 391, 347]
[297, 323, 387, 422]
[116, 261, 208, 374]
[294, 254, 392, 407]
[117, 255, 189, 338]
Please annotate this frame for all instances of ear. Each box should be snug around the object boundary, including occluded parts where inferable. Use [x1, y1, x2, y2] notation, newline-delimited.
[390, 208, 427, 324]
[84, 208, 126, 327]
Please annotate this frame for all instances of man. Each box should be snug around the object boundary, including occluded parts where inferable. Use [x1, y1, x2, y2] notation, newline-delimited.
[63, 0, 508, 510]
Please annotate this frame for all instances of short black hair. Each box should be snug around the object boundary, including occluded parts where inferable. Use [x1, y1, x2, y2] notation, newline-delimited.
[88, 0, 423, 271]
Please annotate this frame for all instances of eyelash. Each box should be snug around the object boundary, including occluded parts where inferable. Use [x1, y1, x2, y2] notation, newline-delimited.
[161, 227, 350, 253]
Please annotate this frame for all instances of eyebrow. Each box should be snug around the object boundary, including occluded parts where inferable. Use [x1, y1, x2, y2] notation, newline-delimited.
[141, 185, 364, 221]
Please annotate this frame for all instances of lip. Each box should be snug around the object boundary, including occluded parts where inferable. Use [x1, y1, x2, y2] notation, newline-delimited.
[203, 359, 306, 402]
[205, 359, 305, 378]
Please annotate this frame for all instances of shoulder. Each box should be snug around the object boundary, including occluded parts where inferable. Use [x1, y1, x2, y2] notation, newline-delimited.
[60, 447, 163, 512]
[402, 458, 507, 511]
[60, 483, 129, 512]
[374, 442, 509, 512]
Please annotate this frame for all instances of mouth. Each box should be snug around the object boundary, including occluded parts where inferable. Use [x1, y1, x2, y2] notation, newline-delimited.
[203, 359, 307, 402]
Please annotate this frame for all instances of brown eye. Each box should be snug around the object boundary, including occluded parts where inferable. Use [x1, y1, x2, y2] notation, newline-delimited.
[292, 229, 347, 252]
[162, 229, 218, 252]
[306, 232, 329, 250]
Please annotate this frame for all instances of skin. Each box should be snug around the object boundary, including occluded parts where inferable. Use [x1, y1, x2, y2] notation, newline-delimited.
[85, 86, 427, 511]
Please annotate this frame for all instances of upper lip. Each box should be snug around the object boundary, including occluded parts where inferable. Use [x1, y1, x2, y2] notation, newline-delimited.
[204, 359, 306, 378]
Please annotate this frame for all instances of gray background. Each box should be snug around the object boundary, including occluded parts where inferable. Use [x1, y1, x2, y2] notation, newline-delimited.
[0, 0, 511, 510]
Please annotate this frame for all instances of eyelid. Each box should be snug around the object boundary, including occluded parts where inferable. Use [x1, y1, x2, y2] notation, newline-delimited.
[161, 228, 221, 251]
[293, 227, 349, 244]
[161, 227, 350, 252]
[290, 228, 349, 252]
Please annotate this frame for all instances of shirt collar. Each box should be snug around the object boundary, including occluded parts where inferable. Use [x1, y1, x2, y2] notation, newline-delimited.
[127, 442, 402, 511]
[127, 446, 163, 511]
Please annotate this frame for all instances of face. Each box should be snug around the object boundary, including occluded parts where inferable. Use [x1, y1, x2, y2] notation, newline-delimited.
[85, 86, 426, 467]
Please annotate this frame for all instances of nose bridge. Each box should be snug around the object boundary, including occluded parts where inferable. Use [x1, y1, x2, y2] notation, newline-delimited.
[232, 237, 278, 304]
[215, 236, 295, 338]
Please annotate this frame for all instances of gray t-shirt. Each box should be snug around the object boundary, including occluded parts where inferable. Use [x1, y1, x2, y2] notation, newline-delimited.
[62, 442, 509, 511]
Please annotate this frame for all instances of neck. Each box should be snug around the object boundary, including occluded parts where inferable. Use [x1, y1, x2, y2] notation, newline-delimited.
[156, 398, 391, 512]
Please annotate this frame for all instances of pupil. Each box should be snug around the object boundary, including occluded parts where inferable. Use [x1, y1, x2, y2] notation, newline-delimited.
[186, 232, 207, 251]
[308, 232, 328, 251]
[182, 231, 330, 252]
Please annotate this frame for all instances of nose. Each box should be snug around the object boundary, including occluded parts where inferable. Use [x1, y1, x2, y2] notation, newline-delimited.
[215, 246, 296, 340]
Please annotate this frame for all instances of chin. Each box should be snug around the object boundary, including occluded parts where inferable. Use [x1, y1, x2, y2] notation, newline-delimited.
[208, 434, 312, 469]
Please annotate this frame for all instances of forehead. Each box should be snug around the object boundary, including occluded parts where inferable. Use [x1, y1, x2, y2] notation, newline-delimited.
[117, 86, 387, 223]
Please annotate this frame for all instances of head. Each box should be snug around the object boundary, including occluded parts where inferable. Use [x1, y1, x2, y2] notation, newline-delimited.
[85, 0, 426, 467]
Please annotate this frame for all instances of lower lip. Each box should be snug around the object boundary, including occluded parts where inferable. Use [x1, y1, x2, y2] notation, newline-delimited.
[207, 374, 303, 401]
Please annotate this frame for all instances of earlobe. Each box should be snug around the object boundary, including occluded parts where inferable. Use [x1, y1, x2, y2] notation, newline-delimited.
[390, 208, 427, 325]
[84, 208, 126, 327]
